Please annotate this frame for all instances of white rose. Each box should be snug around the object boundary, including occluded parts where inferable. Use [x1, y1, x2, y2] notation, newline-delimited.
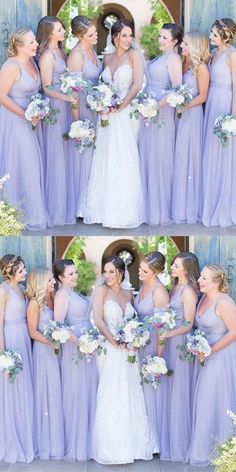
[222, 118, 236, 133]
[52, 329, 70, 343]
[138, 102, 157, 118]
[167, 93, 185, 107]
[80, 339, 99, 354]
[0, 355, 15, 370]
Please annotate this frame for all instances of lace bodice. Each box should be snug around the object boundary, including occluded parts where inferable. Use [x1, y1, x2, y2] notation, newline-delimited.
[103, 300, 135, 335]
[101, 64, 133, 99]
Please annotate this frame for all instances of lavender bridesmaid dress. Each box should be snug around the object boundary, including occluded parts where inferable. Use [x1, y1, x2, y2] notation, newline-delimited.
[60, 289, 98, 461]
[172, 69, 203, 223]
[160, 287, 194, 462]
[139, 54, 176, 225]
[134, 284, 163, 453]
[0, 282, 34, 463]
[41, 51, 75, 226]
[188, 295, 236, 466]
[33, 304, 64, 459]
[73, 48, 102, 214]
[202, 46, 236, 227]
[0, 60, 47, 230]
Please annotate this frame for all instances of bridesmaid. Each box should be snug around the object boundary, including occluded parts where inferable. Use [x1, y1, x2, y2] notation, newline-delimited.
[0, 29, 48, 230]
[172, 32, 210, 224]
[159, 252, 199, 462]
[37, 16, 77, 226]
[53, 259, 98, 461]
[26, 268, 64, 460]
[0, 255, 34, 463]
[201, 18, 236, 227]
[67, 16, 102, 214]
[134, 251, 169, 453]
[188, 265, 236, 466]
[139, 23, 183, 225]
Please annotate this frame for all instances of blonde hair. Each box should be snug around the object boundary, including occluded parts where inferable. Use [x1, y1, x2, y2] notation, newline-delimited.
[26, 268, 53, 310]
[212, 18, 236, 45]
[0, 254, 24, 280]
[7, 28, 32, 57]
[36, 16, 64, 55]
[71, 15, 93, 40]
[185, 32, 210, 75]
[143, 251, 165, 275]
[205, 265, 229, 293]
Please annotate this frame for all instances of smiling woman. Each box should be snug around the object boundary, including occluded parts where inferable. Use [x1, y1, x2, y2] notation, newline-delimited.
[0, 28, 48, 230]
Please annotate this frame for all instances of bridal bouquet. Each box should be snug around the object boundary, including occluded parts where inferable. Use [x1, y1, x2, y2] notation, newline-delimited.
[165, 84, 193, 118]
[114, 318, 150, 363]
[148, 306, 178, 345]
[177, 328, 211, 366]
[59, 70, 87, 110]
[43, 320, 71, 355]
[0, 349, 23, 383]
[212, 410, 236, 472]
[25, 93, 59, 129]
[64, 119, 96, 154]
[213, 113, 236, 146]
[141, 355, 172, 390]
[86, 82, 123, 127]
[77, 328, 106, 362]
[0, 174, 25, 236]
[130, 92, 159, 126]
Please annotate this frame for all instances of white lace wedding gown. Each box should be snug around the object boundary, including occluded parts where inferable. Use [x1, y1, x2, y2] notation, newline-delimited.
[79, 64, 145, 228]
[92, 300, 154, 464]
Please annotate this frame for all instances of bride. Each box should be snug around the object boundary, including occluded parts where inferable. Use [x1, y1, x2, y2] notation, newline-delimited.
[79, 20, 145, 228]
[91, 256, 154, 464]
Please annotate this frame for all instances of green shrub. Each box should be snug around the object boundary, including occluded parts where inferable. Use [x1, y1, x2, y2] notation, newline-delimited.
[65, 237, 96, 295]
[140, 0, 171, 59]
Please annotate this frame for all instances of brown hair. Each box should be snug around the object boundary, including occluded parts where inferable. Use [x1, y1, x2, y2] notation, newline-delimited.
[162, 23, 184, 47]
[205, 264, 229, 293]
[111, 20, 133, 47]
[36, 16, 65, 55]
[171, 252, 200, 290]
[71, 15, 94, 39]
[212, 18, 236, 45]
[53, 259, 74, 283]
[103, 255, 126, 282]
[143, 251, 165, 275]
[7, 28, 32, 57]
[0, 254, 24, 280]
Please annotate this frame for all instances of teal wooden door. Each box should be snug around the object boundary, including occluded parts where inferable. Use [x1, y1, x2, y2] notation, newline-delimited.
[0, 236, 52, 282]
[0, 0, 44, 65]
[191, 236, 236, 301]
[185, 0, 236, 36]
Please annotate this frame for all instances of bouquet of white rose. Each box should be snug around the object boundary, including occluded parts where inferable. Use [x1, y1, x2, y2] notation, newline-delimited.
[165, 84, 193, 118]
[0, 349, 23, 383]
[114, 318, 150, 363]
[149, 306, 177, 332]
[0, 174, 25, 236]
[77, 328, 106, 362]
[86, 82, 123, 127]
[43, 320, 70, 355]
[59, 70, 87, 110]
[177, 328, 211, 366]
[213, 113, 236, 146]
[130, 92, 160, 126]
[141, 355, 172, 390]
[25, 93, 59, 130]
[64, 119, 96, 154]
[212, 410, 236, 472]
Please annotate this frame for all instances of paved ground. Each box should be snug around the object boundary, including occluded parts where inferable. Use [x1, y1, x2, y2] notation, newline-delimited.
[25, 219, 236, 236]
[0, 457, 213, 472]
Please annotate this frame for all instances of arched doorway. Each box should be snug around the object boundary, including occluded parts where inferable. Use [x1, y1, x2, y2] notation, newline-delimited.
[96, 4, 134, 54]
[102, 238, 140, 290]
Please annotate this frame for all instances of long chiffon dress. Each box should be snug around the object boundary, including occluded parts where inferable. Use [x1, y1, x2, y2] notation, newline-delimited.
[0, 59, 48, 230]
[33, 303, 64, 459]
[0, 282, 34, 463]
